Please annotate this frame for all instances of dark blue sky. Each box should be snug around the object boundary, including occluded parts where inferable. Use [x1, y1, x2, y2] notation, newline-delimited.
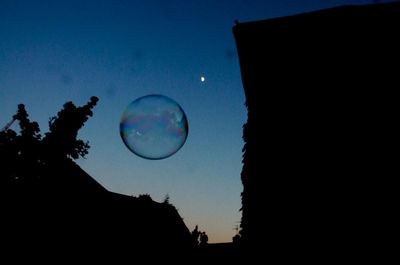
[0, 0, 390, 242]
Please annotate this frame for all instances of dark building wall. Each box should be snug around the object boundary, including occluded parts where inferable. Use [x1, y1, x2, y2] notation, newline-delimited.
[233, 2, 399, 258]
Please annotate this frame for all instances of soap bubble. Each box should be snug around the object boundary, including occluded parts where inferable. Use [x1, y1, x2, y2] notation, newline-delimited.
[120, 94, 189, 160]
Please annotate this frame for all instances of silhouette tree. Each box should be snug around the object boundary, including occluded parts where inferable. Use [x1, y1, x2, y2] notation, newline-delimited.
[232, 223, 241, 245]
[0, 97, 99, 185]
[138, 194, 152, 201]
[163, 194, 170, 205]
[43, 96, 98, 160]
[0, 104, 42, 184]
[15, 104, 43, 181]
[233, 233, 241, 245]
[14, 104, 41, 141]
[0, 122, 18, 184]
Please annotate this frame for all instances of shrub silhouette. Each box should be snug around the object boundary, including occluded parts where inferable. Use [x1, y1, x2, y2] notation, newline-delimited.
[0, 97, 98, 185]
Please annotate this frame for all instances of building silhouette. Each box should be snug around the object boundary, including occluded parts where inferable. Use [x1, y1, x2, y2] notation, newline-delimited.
[233, 2, 399, 259]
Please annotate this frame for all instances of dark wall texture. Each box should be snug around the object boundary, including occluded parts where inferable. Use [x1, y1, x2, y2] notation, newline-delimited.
[233, 2, 399, 260]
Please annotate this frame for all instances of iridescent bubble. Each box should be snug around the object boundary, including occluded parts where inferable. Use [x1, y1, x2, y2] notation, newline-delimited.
[120, 94, 189, 160]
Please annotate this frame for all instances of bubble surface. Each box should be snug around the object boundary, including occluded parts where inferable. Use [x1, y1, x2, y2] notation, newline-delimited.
[120, 94, 189, 160]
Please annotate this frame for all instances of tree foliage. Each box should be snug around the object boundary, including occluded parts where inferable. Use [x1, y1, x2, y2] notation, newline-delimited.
[43, 96, 98, 159]
[0, 97, 99, 183]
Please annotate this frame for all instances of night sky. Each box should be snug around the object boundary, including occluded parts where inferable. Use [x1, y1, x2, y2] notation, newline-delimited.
[0, 0, 391, 243]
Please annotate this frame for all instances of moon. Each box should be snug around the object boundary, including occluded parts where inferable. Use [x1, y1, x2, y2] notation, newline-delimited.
[200, 76, 205, 82]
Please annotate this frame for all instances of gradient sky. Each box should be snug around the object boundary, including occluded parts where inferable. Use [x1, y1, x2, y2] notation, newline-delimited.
[0, 0, 392, 243]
